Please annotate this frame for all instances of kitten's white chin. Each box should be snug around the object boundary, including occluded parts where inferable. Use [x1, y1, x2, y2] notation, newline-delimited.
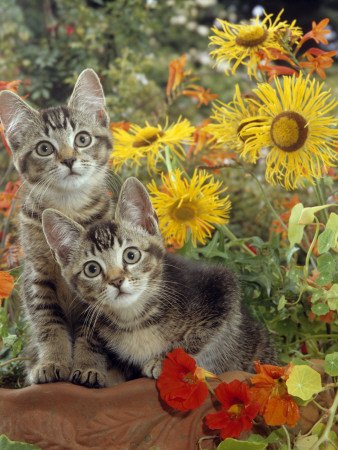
[112, 291, 142, 309]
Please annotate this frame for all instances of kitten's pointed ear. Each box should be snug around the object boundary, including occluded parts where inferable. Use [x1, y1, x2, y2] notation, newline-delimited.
[0, 91, 38, 154]
[68, 68, 109, 127]
[115, 177, 160, 236]
[42, 209, 84, 265]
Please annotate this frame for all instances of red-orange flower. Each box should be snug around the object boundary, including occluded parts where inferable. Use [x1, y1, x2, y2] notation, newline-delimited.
[110, 120, 132, 133]
[157, 348, 217, 411]
[166, 54, 187, 97]
[0, 80, 22, 94]
[181, 85, 218, 108]
[0, 271, 14, 298]
[250, 361, 300, 428]
[257, 63, 299, 83]
[0, 181, 21, 218]
[297, 18, 331, 49]
[205, 380, 260, 439]
[300, 48, 336, 79]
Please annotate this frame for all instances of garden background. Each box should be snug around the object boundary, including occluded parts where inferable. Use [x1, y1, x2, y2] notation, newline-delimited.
[0, 0, 337, 448]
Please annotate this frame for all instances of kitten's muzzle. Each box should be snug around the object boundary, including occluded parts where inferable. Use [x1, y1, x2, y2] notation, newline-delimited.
[61, 157, 76, 169]
[109, 276, 125, 289]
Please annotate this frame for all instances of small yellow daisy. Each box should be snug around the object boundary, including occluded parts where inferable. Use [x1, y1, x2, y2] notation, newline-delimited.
[209, 10, 302, 79]
[205, 84, 265, 152]
[148, 169, 231, 247]
[111, 117, 195, 173]
[240, 73, 338, 190]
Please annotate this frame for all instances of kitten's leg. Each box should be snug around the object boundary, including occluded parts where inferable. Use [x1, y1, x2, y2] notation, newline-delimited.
[71, 326, 109, 388]
[24, 270, 73, 384]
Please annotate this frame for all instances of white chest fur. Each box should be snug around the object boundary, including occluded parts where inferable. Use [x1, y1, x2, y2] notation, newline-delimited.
[105, 325, 168, 365]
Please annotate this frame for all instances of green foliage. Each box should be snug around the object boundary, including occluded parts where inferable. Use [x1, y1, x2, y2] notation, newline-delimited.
[0, 435, 41, 449]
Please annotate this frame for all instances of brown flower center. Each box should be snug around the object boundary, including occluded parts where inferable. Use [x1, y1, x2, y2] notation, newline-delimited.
[132, 128, 164, 148]
[235, 26, 268, 47]
[271, 378, 288, 397]
[270, 111, 308, 152]
[237, 118, 264, 142]
[173, 203, 196, 222]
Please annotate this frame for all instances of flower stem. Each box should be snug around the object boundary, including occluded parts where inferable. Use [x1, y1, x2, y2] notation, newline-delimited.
[310, 388, 338, 449]
[281, 425, 292, 450]
[217, 224, 257, 257]
[0, 357, 30, 368]
[304, 217, 320, 279]
[198, 435, 218, 450]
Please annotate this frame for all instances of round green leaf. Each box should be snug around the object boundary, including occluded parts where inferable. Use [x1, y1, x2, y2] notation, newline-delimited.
[311, 302, 330, 316]
[325, 352, 338, 376]
[286, 365, 322, 400]
[217, 439, 267, 450]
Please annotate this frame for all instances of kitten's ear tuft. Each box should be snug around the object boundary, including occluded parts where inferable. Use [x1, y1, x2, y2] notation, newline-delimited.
[0, 91, 38, 154]
[42, 209, 84, 265]
[68, 68, 109, 127]
[116, 177, 159, 236]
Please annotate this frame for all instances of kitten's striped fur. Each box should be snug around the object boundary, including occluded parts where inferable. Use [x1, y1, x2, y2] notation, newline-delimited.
[42, 178, 277, 386]
[0, 69, 116, 385]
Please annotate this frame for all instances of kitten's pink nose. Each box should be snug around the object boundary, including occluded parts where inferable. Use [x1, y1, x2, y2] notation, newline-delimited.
[109, 277, 125, 289]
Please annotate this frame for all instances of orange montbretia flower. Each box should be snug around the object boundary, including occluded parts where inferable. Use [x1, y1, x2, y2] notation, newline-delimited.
[0, 271, 15, 298]
[297, 18, 331, 48]
[250, 361, 300, 428]
[181, 86, 218, 108]
[300, 48, 336, 79]
[257, 63, 298, 83]
[166, 54, 187, 97]
[110, 120, 132, 133]
[0, 80, 22, 94]
[0, 181, 21, 218]
[157, 348, 217, 411]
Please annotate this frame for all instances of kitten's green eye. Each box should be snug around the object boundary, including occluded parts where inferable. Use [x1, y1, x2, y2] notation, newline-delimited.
[74, 132, 92, 148]
[123, 247, 141, 264]
[36, 141, 54, 156]
[84, 261, 102, 278]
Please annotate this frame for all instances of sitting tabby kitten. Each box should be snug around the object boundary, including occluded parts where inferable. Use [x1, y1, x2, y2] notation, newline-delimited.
[42, 177, 276, 384]
[0, 69, 117, 385]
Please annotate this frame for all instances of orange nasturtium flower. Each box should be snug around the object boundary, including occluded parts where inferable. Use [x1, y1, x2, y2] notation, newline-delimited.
[157, 348, 218, 411]
[250, 361, 300, 427]
[0, 271, 15, 298]
[205, 380, 260, 439]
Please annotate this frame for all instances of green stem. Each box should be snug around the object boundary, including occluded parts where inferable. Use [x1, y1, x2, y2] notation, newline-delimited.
[0, 357, 30, 368]
[310, 388, 338, 450]
[198, 436, 218, 450]
[247, 169, 288, 234]
[304, 217, 320, 279]
[313, 180, 329, 223]
[217, 224, 257, 257]
[281, 425, 292, 450]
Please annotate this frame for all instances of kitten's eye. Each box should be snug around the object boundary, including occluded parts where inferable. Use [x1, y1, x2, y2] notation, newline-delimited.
[74, 132, 92, 148]
[36, 141, 54, 156]
[84, 261, 102, 278]
[123, 247, 141, 264]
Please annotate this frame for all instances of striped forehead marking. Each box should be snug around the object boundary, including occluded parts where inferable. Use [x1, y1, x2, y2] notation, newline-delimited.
[41, 106, 73, 135]
[88, 222, 118, 252]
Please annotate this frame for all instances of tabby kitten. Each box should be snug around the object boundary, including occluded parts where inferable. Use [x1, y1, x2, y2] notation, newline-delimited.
[42, 177, 276, 384]
[0, 69, 116, 385]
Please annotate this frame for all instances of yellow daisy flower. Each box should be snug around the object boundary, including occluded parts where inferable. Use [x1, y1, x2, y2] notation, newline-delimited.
[205, 84, 265, 152]
[111, 117, 195, 173]
[240, 73, 338, 190]
[148, 169, 231, 247]
[209, 10, 302, 79]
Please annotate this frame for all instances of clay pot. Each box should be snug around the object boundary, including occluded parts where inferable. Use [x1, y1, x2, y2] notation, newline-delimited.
[0, 367, 334, 450]
[0, 372, 249, 450]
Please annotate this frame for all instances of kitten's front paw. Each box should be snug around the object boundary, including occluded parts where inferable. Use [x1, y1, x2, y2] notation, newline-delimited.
[142, 357, 164, 379]
[71, 368, 107, 388]
[30, 362, 71, 384]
